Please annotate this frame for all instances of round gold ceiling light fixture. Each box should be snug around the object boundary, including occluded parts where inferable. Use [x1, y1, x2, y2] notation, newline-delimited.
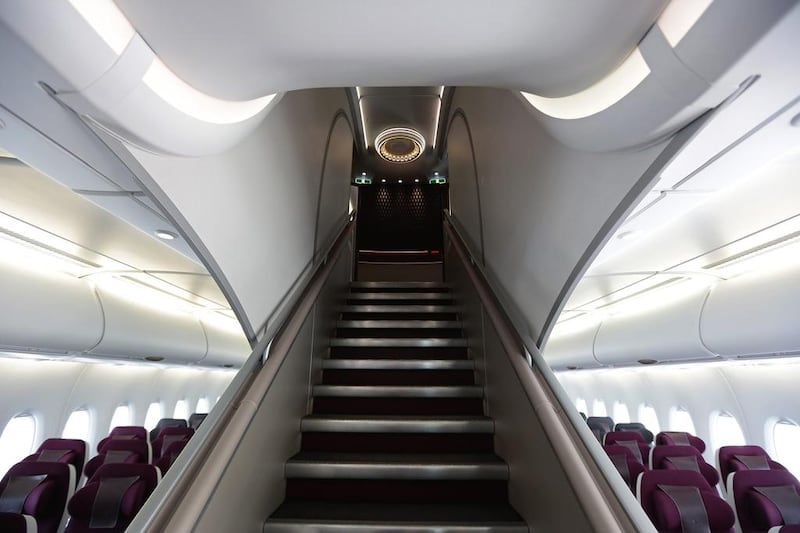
[375, 127, 426, 164]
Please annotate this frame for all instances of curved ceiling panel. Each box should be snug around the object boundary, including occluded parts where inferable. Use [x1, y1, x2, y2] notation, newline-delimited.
[115, 0, 666, 98]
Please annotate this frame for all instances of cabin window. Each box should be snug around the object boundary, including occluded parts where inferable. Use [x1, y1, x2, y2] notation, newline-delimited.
[144, 402, 163, 430]
[638, 404, 661, 434]
[575, 398, 588, 416]
[772, 419, 800, 478]
[613, 402, 631, 424]
[669, 407, 696, 435]
[62, 408, 92, 441]
[173, 399, 189, 420]
[0, 414, 36, 477]
[712, 411, 746, 449]
[592, 400, 608, 417]
[109, 404, 132, 432]
[196, 397, 210, 413]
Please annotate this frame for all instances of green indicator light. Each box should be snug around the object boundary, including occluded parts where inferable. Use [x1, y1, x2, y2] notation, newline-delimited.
[428, 177, 447, 185]
[354, 177, 372, 185]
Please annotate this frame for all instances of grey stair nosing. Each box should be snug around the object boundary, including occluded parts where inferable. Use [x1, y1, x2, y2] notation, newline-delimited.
[342, 305, 456, 313]
[330, 338, 468, 348]
[337, 320, 462, 329]
[285, 461, 508, 480]
[312, 385, 484, 398]
[350, 281, 449, 289]
[301, 415, 494, 433]
[321, 359, 475, 370]
[264, 521, 528, 532]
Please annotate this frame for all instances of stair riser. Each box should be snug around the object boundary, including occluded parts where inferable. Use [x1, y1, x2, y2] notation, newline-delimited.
[312, 397, 485, 416]
[301, 433, 494, 453]
[329, 346, 468, 359]
[322, 369, 475, 386]
[337, 328, 463, 338]
[285, 479, 509, 503]
[346, 298, 454, 306]
[265, 523, 527, 533]
[341, 312, 459, 321]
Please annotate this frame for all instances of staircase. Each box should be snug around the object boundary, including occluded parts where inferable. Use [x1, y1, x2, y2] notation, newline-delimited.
[264, 281, 527, 532]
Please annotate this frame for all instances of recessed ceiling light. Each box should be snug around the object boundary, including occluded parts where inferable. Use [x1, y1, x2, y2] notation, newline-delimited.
[434, 171, 439, 176]
[617, 229, 643, 241]
[362, 172, 367, 176]
[155, 230, 177, 240]
[381, 179, 387, 183]
[414, 178, 420, 183]
[375, 127, 426, 163]
[398, 179, 403, 183]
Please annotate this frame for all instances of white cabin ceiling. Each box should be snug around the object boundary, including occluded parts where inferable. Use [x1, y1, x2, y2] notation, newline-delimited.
[115, 0, 667, 98]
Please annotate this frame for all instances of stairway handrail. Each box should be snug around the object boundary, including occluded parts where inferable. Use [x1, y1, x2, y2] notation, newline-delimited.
[128, 214, 356, 532]
[443, 212, 656, 533]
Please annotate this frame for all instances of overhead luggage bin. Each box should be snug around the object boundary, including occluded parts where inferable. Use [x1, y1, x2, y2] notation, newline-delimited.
[90, 286, 207, 364]
[543, 322, 602, 370]
[701, 263, 800, 358]
[0, 260, 103, 354]
[594, 287, 715, 365]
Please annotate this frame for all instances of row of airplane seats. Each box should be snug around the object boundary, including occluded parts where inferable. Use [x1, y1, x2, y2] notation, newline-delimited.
[0, 415, 205, 532]
[583, 414, 800, 533]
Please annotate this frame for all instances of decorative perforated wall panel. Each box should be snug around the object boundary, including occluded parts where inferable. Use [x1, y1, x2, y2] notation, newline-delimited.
[357, 185, 445, 251]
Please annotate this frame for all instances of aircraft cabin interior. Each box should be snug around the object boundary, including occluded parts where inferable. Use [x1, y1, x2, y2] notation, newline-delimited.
[0, 1, 799, 532]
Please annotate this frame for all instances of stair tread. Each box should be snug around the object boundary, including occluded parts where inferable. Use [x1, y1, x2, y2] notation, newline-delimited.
[350, 282, 449, 289]
[337, 320, 461, 328]
[269, 500, 524, 523]
[289, 451, 504, 464]
[342, 305, 456, 313]
[301, 414, 493, 433]
[322, 359, 475, 370]
[313, 385, 484, 397]
[348, 292, 452, 300]
[330, 338, 468, 347]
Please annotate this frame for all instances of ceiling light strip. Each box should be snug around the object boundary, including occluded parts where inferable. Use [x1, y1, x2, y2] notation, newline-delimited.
[356, 87, 370, 148]
[657, 0, 714, 47]
[66, 0, 135, 55]
[521, 48, 650, 120]
[432, 86, 444, 149]
[67, 0, 275, 125]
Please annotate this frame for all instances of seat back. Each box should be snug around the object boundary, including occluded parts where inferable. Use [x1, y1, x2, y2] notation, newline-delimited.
[604, 444, 646, 491]
[656, 431, 706, 453]
[604, 431, 650, 465]
[0, 512, 37, 533]
[728, 469, 800, 533]
[66, 463, 159, 533]
[0, 461, 75, 533]
[717, 446, 787, 490]
[23, 437, 87, 480]
[587, 416, 614, 443]
[637, 470, 734, 533]
[155, 439, 190, 475]
[148, 419, 187, 441]
[84, 439, 150, 480]
[615, 422, 655, 444]
[651, 445, 720, 488]
[152, 427, 194, 461]
[97, 426, 147, 454]
[188, 413, 207, 430]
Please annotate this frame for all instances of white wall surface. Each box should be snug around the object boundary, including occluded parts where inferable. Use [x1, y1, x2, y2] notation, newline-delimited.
[127, 89, 354, 340]
[556, 360, 800, 465]
[0, 356, 233, 461]
[445, 88, 669, 345]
